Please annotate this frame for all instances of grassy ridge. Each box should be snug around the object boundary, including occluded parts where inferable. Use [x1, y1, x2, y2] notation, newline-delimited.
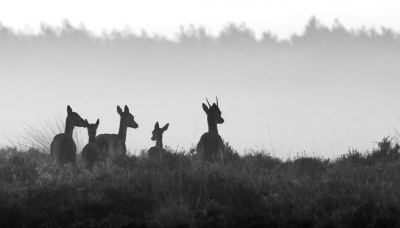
[1, 138, 400, 228]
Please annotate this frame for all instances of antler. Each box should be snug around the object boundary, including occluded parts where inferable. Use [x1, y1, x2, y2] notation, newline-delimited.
[206, 98, 211, 108]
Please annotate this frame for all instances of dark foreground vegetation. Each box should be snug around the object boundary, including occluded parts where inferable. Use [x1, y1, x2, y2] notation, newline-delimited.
[1, 137, 400, 228]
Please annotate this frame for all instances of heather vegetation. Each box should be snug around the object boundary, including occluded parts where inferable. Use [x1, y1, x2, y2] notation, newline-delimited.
[1, 136, 400, 227]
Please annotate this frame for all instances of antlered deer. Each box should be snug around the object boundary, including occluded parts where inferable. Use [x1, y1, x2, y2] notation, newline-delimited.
[196, 98, 224, 164]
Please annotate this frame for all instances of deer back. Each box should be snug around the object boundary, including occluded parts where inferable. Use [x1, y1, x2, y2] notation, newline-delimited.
[50, 133, 77, 166]
[95, 134, 126, 160]
[196, 132, 224, 163]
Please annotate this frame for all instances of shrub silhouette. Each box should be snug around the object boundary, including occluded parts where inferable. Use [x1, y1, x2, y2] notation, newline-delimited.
[293, 156, 328, 179]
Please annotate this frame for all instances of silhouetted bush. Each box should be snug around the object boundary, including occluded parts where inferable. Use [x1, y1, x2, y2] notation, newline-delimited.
[0, 150, 38, 183]
[292, 155, 329, 179]
[241, 151, 283, 171]
[368, 136, 400, 162]
[223, 141, 240, 164]
[337, 148, 366, 166]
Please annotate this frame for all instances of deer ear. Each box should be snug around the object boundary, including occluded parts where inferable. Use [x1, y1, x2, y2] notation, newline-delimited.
[202, 103, 209, 113]
[124, 105, 129, 113]
[162, 123, 169, 131]
[96, 119, 100, 126]
[117, 106, 123, 114]
[155, 122, 159, 129]
[67, 105, 72, 114]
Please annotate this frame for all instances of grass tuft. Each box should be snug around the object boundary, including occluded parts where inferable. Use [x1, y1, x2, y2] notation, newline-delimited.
[3, 114, 86, 153]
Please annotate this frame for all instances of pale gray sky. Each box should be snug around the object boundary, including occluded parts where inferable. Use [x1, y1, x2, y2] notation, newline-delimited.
[0, 0, 399, 158]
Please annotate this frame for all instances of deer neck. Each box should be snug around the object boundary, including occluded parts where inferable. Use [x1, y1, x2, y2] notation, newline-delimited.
[207, 117, 218, 134]
[118, 120, 127, 142]
[88, 134, 96, 143]
[155, 136, 163, 149]
[64, 118, 75, 135]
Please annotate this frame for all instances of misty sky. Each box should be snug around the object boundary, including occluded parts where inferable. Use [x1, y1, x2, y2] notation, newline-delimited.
[1, 1, 400, 158]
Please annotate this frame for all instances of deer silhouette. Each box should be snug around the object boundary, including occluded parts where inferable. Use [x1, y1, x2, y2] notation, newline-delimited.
[196, 97, 224, 164]
[81, 119, 100, 169]
[148, 122, 169, 158]
[50, 105, 87, 175]
[95, 105, 138, 160]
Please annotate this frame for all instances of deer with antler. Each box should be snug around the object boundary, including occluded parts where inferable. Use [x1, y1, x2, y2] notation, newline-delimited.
[196, 97, 225, 164]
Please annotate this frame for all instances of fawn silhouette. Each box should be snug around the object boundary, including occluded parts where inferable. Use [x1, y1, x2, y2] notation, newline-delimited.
[148, 122, 169, 158]
[81, 119, 100, 169]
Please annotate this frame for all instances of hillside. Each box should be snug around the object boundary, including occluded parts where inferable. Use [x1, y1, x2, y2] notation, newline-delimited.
[1, 137, 400, 227]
